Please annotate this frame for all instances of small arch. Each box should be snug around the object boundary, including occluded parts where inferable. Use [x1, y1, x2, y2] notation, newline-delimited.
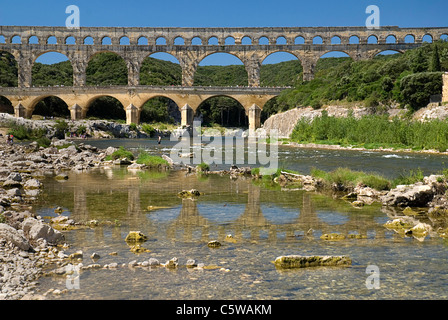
[423, 34, 433, 43]
[331, 36, 341, 44]
[65, 36, 76, 45]
[367, 35, 378, 44]
[191, 37, 202, 45]
[0, 35, 5, 44]
[47, 36, 57, 45]
[84, 36, 94, 45]
[386, 35, 397, 44]
[102, 36, 112, 45]
[405, 35, 415, 43]
[120, 36, 130, 45]
[242, 36, 252, 45]
[156, 37, 167, 45]
[86, 96, 126, 121]
[11, 35, 21, 44]
[276, 36, 287, 45]
[138, 36, 148, 45]
[294, 36, 305, 45]
[208, 36, 219, 45]
[441, 34, 448, 42]
[258, 36, 269, 45]
[349, 35, 360, 44]
[313, 36, 323, 44]
[174, 36, 185, 45]
[28, 36, 39, 44]
[225, 36, 235, 45]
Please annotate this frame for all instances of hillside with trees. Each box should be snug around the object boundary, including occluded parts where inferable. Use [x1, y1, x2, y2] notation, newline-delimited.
[0, 41, 447, 126]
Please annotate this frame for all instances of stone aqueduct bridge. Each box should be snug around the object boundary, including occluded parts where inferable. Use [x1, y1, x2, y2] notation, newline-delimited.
[1, 25, 448, 128]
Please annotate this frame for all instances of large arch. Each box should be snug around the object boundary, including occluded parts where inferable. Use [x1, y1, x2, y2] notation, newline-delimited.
[85, 95, 126, 121]
[86, 52, 128, 86]
[31, 51, 73, 87]
[32, 96, 71, 119]
[0, 50, 18, 87]
[195, 95, 248, 128]
[260, 51, 303, 87]
[194, 52, 247, 87]
[0, 96, 14, 114]
[140, 52, 182, 86]
[140, 96, 181, 124]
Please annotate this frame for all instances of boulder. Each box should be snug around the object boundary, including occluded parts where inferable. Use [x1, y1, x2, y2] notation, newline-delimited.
[381, 183, 435, 207]
[0, 223, 31, 251]
[23, 178, 42, 190]
[177, 189, 201, 198]
[274, 255, 352, 269]
[125, 231, 148, 243]
[22, 217, 65, 245]
[207, 240, 222, 248]
[3, 179, 22, 189]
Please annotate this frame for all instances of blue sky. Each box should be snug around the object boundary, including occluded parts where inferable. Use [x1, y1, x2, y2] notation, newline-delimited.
[1, 0, 446, 65]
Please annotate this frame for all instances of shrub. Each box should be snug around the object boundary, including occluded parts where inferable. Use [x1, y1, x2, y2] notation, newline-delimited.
[141, 123, 156, 137]
[136, 151, 168, 167]
[392, 168, 425, 187]
[106, 146, 135, 161]
[400, 72, 443, 111]
[129, 123, 138, 131]
[196, 162, 210, 172]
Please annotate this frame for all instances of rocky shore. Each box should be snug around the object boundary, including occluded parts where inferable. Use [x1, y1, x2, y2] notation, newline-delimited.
[1, 133, 448, 299]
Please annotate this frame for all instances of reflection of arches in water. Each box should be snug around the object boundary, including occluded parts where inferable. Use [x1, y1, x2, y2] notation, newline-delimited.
[261, 206, 299, 224]
[317, 211, 349, 226]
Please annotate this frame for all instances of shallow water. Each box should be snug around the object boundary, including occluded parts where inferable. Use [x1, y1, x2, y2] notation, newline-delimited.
[32, 163, 448, 300]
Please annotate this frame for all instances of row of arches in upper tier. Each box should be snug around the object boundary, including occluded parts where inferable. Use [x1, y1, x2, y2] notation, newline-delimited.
[1, 33, 447, 46]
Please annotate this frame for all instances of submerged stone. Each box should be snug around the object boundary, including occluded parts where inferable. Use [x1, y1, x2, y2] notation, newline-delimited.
[274, 255, 352, 269]
[207, 240, 222, 248]
[177, 189, 201, 198]
[320, 233, 346, 241]
[125, 231, 148, 243]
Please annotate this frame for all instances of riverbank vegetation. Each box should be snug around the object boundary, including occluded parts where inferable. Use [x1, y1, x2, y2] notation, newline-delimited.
[290, 111, 448, 152]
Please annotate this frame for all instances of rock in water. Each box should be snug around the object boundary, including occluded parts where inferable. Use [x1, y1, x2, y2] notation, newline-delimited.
[381, 183, 434, 207]
[274, 255, 352, 269]
[125, 231, 148, 243]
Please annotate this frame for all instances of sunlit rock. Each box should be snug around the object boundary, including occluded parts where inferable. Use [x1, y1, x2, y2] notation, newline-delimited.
[274, 255, 352, 269]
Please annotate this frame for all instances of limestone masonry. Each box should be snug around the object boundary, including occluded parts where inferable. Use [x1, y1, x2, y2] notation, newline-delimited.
[0, 25, 447, 127]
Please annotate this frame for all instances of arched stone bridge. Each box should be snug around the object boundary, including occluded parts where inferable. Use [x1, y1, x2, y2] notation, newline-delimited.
[1, 25, 447, 127]
[0, 85, 282, 129]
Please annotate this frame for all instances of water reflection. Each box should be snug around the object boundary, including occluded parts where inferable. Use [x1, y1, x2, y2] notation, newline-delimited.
[37, 168, 390, 245]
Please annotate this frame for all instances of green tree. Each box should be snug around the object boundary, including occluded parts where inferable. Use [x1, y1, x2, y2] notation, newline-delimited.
[411, 49, 428, 73]
[430, 44, 442, 72]
[400, 72, 443, 110]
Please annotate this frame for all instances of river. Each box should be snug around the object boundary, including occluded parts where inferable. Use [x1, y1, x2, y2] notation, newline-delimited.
[32, 138, 448, 300]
